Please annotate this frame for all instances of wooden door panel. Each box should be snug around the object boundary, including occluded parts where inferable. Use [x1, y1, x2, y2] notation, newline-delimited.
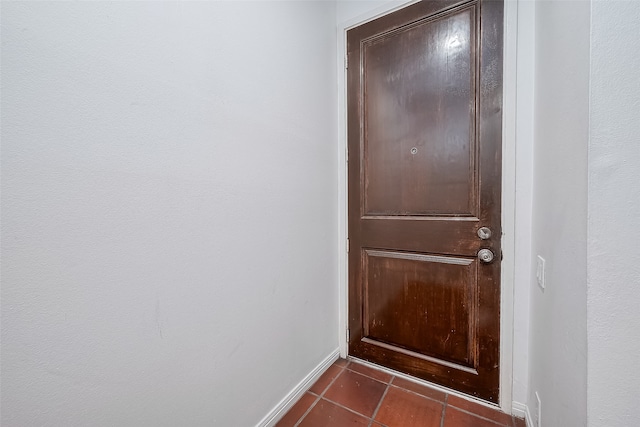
[361, 218, 480, 255]
[363, 249, 477, 367]
[364, 6, 477, 216]
[348, 0, 503, 403]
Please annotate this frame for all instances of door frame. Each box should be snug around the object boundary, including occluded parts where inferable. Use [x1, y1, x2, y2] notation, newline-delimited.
[336, 0, 519, 414]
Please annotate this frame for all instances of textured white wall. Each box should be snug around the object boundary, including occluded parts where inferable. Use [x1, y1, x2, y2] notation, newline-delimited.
[336, 0, 396, 22]
[528, 1, 590, 426]
[0, 2, 338, 425]
[588, 1, 640, 425]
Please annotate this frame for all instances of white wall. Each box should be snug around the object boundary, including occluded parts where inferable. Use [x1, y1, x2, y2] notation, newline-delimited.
[528, 0, 590, 426]
[587, 1, 640, 425]
[336, 0, 398, 22]
[0, 2, 338, 425]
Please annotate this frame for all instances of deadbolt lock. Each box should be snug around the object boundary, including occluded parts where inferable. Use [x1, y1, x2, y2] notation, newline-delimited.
[477, 227, 492, 240]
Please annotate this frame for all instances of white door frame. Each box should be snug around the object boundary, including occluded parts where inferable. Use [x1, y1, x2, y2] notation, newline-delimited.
[336, 0, 520, 414]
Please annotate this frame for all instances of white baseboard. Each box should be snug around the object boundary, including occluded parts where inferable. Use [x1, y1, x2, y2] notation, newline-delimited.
[512, 401, 533, 426]
[255, 349, 340, 427]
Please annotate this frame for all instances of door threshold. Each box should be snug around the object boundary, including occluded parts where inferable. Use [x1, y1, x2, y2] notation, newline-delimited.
[347, 356, 507, 413]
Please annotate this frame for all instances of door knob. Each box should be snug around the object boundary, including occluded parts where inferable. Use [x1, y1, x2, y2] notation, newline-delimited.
[477, 227, 492, 240]
[478, 249, 494, 263]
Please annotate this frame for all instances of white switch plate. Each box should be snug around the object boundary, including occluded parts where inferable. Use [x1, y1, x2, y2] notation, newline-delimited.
[536, 256, 546, 290]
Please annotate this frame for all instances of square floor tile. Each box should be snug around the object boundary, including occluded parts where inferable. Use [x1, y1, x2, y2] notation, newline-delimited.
[333, 358, 350, 368]
[512, 416, 527, 427]
[444, 406, 507, 427]
[324, 369, 387, 417]
[390, 376, 447, 402]
[308, 364, 344, 395]
[447, 395, 512, 426]
[298, 399, 370, 427]
[347, 361, 393, 383]
[375, 385, 443, 427]
[275, 393, 317, 427]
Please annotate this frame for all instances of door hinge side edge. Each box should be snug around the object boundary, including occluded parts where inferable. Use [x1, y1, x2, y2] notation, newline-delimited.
[346, 238, 350, 253]
[346, 329, 350, 342]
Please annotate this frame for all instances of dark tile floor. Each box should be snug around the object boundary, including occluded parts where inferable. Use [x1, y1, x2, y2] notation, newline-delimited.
[276, 358, 526, 427]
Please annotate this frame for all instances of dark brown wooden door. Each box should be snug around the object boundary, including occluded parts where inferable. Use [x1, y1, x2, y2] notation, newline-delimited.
[347, 0, 503, 403]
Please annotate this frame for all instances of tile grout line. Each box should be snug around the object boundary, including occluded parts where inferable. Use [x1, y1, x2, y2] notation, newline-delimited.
[350, 358, 509, 417]
[346, 365, 393, 385]
[388, 377, 447, 405]
[344, 367, 391, 388]
[347, 365, 455, 425]
[292, 364, 348, 427]
[288, 360, 512, 427]
[446, 405, 513, 426]
[366, 376, 393, 427]
[325, 399, 370, 422]
[351, 360, 448, 403]
[291, 393, 322, 427]
[350, 362, 446, 406]
[440, 394, 449, 427]
[320, 395, 380, 422]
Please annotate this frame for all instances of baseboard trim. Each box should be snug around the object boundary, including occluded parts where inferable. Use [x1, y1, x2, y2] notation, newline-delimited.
[512, 401, 533, 426]
[255, 349, 340, 427]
